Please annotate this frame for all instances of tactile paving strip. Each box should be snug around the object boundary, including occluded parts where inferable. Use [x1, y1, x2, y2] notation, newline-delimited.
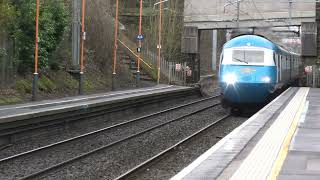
[230, 87, 309, 180]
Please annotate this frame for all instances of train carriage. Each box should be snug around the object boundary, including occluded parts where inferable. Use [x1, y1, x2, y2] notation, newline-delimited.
[219, 35, 300, 109]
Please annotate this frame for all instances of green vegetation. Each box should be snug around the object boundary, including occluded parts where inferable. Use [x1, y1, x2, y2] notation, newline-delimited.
[1, 0, 73, 102]
[0, 0, 17, 33]
[52, 72, 79, 90]
[12, 0, 69, 74]
[0, 0, 114, 105]
[0, 97, 23, 105]
[0, 0, 17, 58]
[1, 0, 69, 74]
[38, 76, 57, 92]
[16, 79, 32, 94]
[0, 48, 6, 58]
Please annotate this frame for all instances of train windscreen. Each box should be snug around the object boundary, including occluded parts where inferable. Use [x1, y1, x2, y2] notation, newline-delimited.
[232, 50, 264, 64]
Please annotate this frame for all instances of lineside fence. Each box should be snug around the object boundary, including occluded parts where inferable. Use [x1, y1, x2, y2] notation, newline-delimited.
[306, 65, 320, 87]
[119, 31, 187, 85]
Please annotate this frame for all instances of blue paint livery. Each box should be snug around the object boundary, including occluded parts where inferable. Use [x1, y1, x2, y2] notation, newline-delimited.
[220, 65, 277, 103]
[224, 35, 287, 54]
[219, 35, 296, 107]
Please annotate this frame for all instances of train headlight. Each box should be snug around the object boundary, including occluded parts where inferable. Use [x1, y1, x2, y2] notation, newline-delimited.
[261, 76, 271, 83]
[223, 73, 237, 85]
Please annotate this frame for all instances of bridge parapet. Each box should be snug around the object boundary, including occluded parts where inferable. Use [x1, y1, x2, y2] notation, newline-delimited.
[184, 0, 315, 29]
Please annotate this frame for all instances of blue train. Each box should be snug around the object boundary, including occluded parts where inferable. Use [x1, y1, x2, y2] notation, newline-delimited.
[219, 35, 300, 109]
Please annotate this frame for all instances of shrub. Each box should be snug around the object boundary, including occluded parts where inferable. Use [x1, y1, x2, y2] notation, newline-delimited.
[12, 0, 69, 74]
[16, 79, 32, 94]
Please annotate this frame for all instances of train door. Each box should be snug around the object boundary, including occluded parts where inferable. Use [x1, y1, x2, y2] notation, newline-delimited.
[284, 55, 287, 81]
[289, 55, 292, 81]
[283, 56, 288, 82]
[274, 53, 280, 83]
[278, 54, 281, 82]
[285, 56, 289, 82]
[279, 55, 283, 82]
[293, 56, 298, 79]
[281, 55, 286, 82]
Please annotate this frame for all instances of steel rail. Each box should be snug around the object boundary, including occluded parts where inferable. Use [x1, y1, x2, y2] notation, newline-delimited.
[20, 101, 221, 180]
[114, 114, 231, 180]
[0, 95, 220, 163]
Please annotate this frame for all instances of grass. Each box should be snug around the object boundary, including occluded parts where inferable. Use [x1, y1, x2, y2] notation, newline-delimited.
[16, 79, 32, 94]
[39, 76, 57, 92]
[0, 96, 23, 105]
[3, 66, 110, 105]
[51, 71, 78, 90]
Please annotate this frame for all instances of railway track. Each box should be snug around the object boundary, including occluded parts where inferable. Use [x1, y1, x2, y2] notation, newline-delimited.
[0, 95, 223, 180]
[114, 114, 231, 180]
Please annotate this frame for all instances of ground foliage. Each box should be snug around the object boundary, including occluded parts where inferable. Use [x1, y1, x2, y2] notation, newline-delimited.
[1, 0, 69, 74]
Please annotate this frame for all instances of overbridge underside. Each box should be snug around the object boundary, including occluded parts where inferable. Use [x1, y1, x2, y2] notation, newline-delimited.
[184, 0, 315, 29]
[185, 16, 315, 29]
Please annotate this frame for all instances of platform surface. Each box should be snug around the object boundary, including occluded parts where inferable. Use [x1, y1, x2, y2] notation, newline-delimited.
[0, 85, 192, 124]
[171, 87, 320, 180]
[279, 88, 320, 180]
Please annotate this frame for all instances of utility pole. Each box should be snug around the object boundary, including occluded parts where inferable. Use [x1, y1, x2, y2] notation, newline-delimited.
[237, 0, 240, 28]
[112, 0, 119, 91]
[72, 0, 81, 66]
[136, 0, 143, 87]
[79, 0, 86, 95]
[316, 1, 320, 65]
[288, 0, 293, 24]
[224, 0, 241, 28]
[32, 0, 40, 101]
[157, 0, 163, 84]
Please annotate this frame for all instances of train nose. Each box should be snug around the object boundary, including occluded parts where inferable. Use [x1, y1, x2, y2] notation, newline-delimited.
[221, 82, 273, 103]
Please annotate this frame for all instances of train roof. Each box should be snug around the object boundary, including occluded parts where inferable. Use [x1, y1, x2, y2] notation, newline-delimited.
[223, 35, 298, 55]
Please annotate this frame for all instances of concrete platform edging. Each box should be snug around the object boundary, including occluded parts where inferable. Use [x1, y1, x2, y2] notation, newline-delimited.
[0, 86, 175, 111]
[230, 88, 309, 180]
[171, 87, 297, 180]
[0, 86, 195, 125]
[0, 86, 199, 136]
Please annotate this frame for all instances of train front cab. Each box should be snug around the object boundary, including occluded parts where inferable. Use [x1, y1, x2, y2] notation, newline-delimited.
[219, 46, 277, 109]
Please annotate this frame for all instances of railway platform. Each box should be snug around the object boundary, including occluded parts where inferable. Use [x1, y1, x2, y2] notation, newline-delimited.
[172, 87, 320, 180]
[0, 85, 198, 138]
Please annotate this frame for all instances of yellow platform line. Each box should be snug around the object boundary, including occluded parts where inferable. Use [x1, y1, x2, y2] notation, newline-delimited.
[268, 87, 309, 180]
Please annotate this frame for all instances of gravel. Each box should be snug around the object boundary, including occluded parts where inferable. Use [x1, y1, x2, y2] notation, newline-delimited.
[125, 116, 247, 180]
[37, 105, 229, 180]
[0, 94, 203, 160]
[0, 97, 219, 179]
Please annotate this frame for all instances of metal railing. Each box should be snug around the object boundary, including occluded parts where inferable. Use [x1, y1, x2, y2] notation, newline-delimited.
[118, 32, 186, 85]
[161, 60, 187, 85]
